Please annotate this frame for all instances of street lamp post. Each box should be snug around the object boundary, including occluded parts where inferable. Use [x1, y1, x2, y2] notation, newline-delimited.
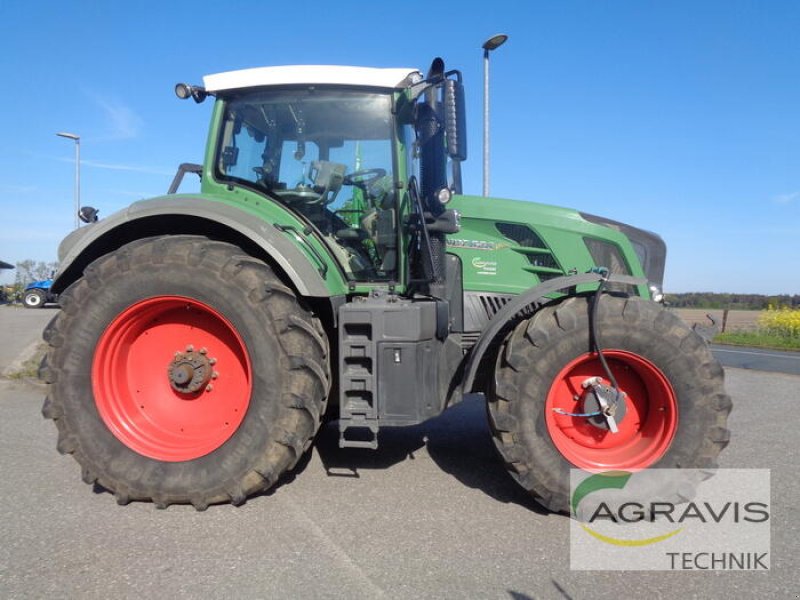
[56, 132, 81, 229]
[482, 33, 508, 197]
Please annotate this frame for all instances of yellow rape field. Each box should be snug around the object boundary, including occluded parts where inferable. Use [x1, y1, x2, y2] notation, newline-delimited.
[759, 307, 800, 339]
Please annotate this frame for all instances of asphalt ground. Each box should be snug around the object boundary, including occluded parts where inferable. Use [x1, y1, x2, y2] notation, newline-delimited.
[0, 306, 797, 599]
[0, 306, 57, 376]
[710, 344, 800, 376]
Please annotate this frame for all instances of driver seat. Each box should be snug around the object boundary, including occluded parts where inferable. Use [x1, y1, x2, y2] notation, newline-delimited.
[360, 187, 397, 273]
[308, 161, 346, 205]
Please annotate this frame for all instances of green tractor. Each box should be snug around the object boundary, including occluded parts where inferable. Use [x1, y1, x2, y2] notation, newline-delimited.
[41, 58, 730, 511]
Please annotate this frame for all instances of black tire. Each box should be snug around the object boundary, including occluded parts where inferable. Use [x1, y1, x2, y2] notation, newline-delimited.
[23, 288, 46, 308]
[488, 295, 731, 513]
[41, 235, 330, 509]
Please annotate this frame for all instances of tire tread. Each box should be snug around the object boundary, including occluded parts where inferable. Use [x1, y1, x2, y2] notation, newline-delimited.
[42, 235, 330, 509]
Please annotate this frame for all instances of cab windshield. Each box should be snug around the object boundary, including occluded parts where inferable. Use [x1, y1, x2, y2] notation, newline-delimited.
[216, 88, 398, 281]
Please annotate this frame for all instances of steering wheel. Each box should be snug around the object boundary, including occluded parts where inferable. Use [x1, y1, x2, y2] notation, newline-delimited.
[272, 185, 324, 205]
[343, 168, 387, 189]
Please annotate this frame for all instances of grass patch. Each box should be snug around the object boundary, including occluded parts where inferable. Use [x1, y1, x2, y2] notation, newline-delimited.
[4, 342, 47, 380]
[714, 331, 800, 352]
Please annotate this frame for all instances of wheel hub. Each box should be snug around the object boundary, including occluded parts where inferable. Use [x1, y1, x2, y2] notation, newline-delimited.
[167, 346, 217, 394]
[581, 377, 628, 430]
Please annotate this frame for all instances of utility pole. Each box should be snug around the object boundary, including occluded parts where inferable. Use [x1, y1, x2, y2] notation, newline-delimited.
[482, 34, 509, 197]
[56, 132, 81, 229]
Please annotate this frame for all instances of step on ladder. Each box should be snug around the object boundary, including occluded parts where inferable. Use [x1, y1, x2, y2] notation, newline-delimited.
[338, 314, 379, 449]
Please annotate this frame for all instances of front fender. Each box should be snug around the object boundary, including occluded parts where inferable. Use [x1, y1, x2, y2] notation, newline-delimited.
[54, 195, 345, 297]
[25, 279, 54, 291]
[461, 273, 647, 393]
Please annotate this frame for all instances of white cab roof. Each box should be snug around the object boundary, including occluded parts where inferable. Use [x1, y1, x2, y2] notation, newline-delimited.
[203, 65, 422, 93]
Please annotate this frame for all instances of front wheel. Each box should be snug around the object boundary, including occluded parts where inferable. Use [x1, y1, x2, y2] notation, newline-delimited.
[23, 289, 46, 308]
[488, 295, 731, 513]
[41, 236, 330, 509]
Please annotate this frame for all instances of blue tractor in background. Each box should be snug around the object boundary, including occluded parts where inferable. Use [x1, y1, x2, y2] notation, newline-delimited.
[23, 279, 58, 308]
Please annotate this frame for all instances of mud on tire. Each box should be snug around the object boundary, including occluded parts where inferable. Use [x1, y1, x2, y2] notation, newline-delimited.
[488, 295, 731, 513]
[41, 235, 330, 509]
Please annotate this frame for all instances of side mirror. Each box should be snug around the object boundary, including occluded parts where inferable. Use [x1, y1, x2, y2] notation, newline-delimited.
[443, 79, 467, 162]
[79, 206, 99, 224]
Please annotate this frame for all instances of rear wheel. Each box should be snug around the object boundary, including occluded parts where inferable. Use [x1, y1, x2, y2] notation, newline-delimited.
[488, 295, 731, 513]
[41, 235, 330, 509]
[23, 289, 46, 308]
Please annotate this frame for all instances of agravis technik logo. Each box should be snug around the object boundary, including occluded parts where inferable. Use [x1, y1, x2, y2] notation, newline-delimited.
[569, 469, 771, 571]
[571, 471, 683, 547]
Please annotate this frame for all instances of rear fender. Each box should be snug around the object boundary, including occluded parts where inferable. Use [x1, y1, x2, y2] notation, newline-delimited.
[461, 273, 646, 393]
[53, 195, 343, 297]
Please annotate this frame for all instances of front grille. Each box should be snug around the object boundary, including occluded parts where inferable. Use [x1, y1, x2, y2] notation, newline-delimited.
[463, 292, 516, 331]
[579, 212, 666, 285]
[583, 238, 631, 276]
[495, 222, 547, 248]
[479, 293, 512, 317]
[521, 252, 561, 271]
[460, 332, 480, 351]
[495, 222, 564, 279]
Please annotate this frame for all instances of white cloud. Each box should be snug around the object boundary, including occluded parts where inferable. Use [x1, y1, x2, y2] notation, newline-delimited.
[36, 150, 172, 177]
[85, 93, 144, 141]
[774, 191, 799, 205]
[79, 159, 173, 176]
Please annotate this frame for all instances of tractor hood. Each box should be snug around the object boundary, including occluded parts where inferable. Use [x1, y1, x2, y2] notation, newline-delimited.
[25, 279, 53, 290]
[446, 194, 665, 296]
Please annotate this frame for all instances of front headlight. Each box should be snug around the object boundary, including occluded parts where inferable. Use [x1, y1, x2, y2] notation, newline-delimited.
[648, 283, 665, 303]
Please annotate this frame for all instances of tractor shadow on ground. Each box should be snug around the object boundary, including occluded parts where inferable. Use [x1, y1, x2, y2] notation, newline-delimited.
[313, 394, 549, 514]
[87, 397, 549, 513]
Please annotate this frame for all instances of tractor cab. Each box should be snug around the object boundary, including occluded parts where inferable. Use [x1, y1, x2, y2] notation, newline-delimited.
[197, 63, 466, 293]
[214, 86, 399, 281]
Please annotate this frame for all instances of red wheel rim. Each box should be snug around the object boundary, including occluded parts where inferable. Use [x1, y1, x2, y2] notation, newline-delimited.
[545, 350, 677, 470]
[92, 296, 252, 462]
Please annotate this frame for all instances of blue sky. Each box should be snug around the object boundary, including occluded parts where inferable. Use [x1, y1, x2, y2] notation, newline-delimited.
[0, 1, 797, 294]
